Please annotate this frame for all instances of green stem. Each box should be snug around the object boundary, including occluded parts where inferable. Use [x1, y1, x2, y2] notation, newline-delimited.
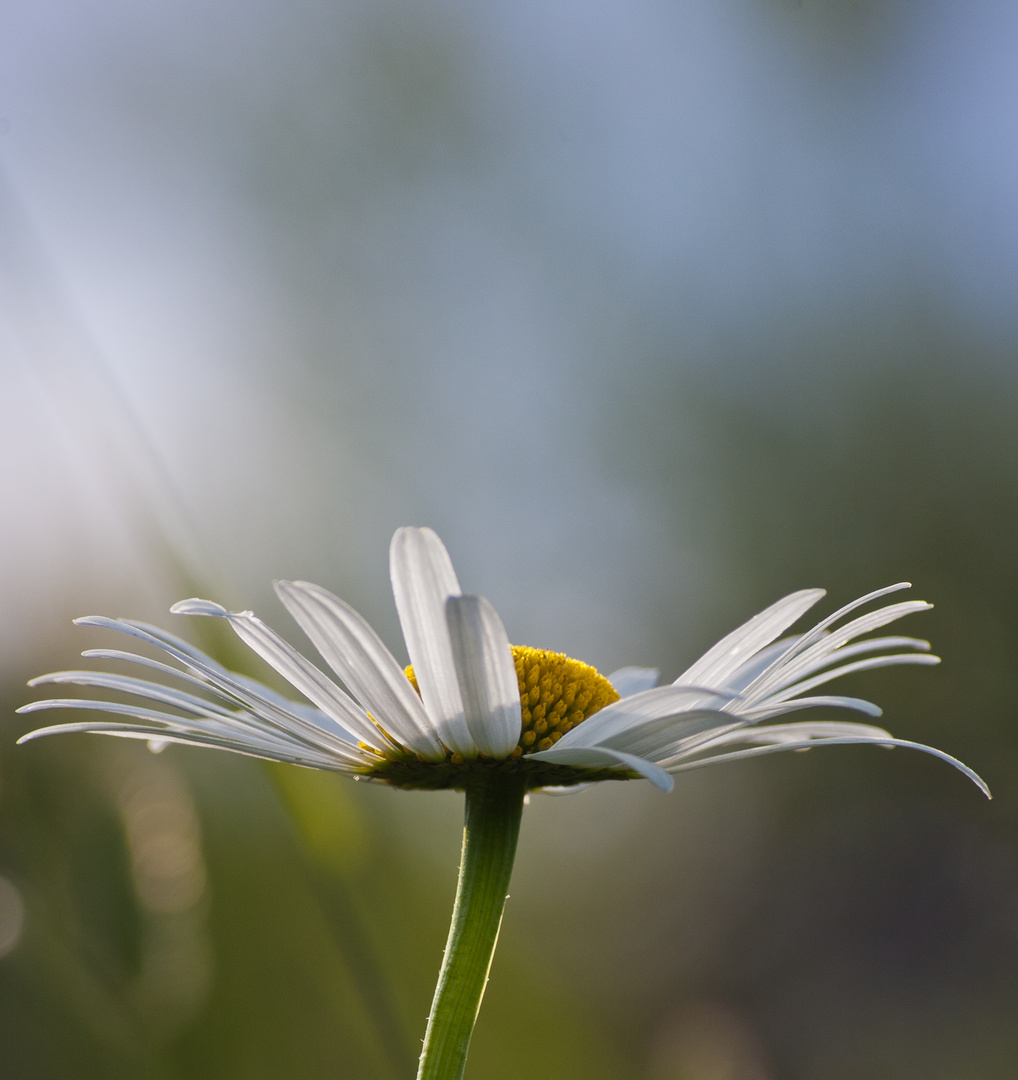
[416, 771, 528, 1080]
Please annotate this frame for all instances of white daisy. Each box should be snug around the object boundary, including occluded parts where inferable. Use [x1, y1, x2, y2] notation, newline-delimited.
[18, 527, 987, 797]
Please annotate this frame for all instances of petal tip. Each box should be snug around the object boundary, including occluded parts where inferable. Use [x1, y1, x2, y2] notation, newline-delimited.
[171, 598, 230, 617]
[72, 615, 106, 628]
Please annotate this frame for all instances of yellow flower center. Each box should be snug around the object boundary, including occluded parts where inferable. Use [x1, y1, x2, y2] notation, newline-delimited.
[405, 645, 619, 758]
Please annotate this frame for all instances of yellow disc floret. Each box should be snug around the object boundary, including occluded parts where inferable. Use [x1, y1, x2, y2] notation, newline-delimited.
[405, 645, 619, 758]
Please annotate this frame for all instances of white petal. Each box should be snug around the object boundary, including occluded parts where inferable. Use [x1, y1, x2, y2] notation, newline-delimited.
[738, 694, 886, 720]
[389, 527, 475, 756]
[554, 684, 735, 749]
[743, 599, 932, 702]
[605, 715, 755, 764]
[608, 667, 660, 697]
[17, 715, 363, 770]
[771, 582, 914, 662]
[527, 745, 673, 791]
[29, 669, 243, 719]
[722, 624, 929, 704]
[274, 580, 444, 759]
[758, 635, 930, 688]
[100, 617, 236, 675]
[676, 589, 826, 690]
[699, 719, 894, 748]
[16, 697, 370, 766]
[29, 666, 360, 746]
[171, 599, 388, 750]
[663, 735, 990, 798]
[445, 594, 522, 757]
[75, 616, 368, 756]
[716, 638, 798, 693]
[762, 652, 941, 707]
[78, 647, 357, 743]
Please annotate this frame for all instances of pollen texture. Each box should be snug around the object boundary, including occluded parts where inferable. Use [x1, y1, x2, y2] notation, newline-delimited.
[405, 646, 619, 757]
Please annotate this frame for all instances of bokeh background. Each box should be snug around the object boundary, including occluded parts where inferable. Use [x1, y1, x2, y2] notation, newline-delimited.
[2, 0, 1017, 1076]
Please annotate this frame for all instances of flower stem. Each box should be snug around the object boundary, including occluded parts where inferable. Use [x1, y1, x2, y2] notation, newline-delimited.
[416, 771, 528, 1080]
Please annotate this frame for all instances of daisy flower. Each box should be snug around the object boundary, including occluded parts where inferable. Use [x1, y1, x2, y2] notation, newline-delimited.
[18, 526, 986, 797]
[16, 525, 986, 1080]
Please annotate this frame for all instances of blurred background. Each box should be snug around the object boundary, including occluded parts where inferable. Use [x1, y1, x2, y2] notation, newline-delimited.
[1, 0, 1017, 1076]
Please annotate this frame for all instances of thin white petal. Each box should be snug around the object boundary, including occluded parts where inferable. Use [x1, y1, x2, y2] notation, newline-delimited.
[608, 667, 661, 698]
[17, 697, 370, 765]
[527, 744, 673, 791]
[759, 635, 931, 688]
[74, 616, 371, 756]
[676, 589, 826, 690]
[95, 617, 235, 676]
[17, 716, 363, 770]
[82, 645, 251, 693]
[663, 735, 990, 798]
[742, 594, 927, 701]
[715, 639, 795, 693]
[763, 653, 941, 707]
[738, 694, 886, 721]
[598, 711, 751, 765]
[29, 669, 246, 720]
[77, 647, 357, 743]
[445, 594, 522, 757]
[274, 580, 444, 758]
[773, 582, 914, 658]
[748, 584, 915, 680]
[554, 684, 735, 749]
[700, 719, 894, 748]
[171, 599, 388, 750]
[28, 667, 360, 748]
[389, 527, 475, 756]
[723, 631, 928, 697]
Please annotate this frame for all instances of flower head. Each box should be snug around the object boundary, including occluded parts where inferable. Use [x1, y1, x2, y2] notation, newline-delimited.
[18, 527, 987, 796]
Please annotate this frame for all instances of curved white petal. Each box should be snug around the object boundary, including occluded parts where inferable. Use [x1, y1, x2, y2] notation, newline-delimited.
[699, 719, 894, 748]
[17, 714, 362, 770]
[527, 744, 673, 791]
[29, 669, 248, 720]
[274, 580, 444, 758]
[598, 711, 752, 764]
[758, 635, 930, 689]
[554, 684, 735, 749]
[171, 599, 387, 750]
[17, 696, 371, 766]
[445, 594, 521, 757]
[663, 735, 990, 798]
[721, 631, 928, 697]
[608, 666, 660, 698]
[713, 639, 796, 693]
[762, 652, 941, 708]
[676, 589, 826, 689]
[77, 646, 355, 741]
[89, 618, 236, 674]
[767, 582, 914, 663]
[73, 616, 368, 755]
[738, 694, 885, 721]
[389, 527, 474, 756]
[741, 596, 930, 702]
